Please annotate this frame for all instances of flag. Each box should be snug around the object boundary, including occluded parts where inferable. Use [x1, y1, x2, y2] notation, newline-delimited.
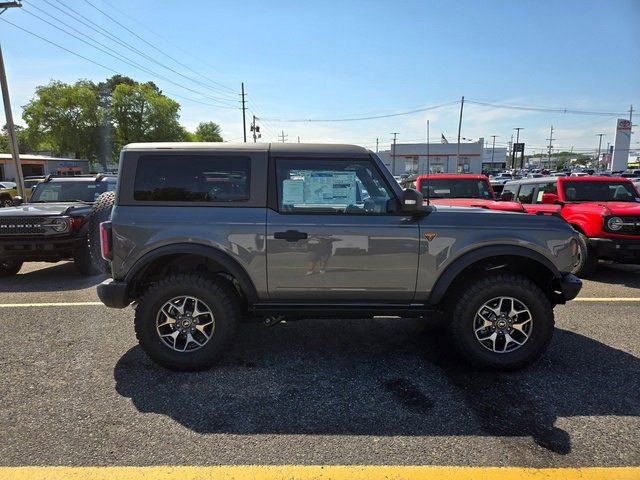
[441, 133, 449, 144]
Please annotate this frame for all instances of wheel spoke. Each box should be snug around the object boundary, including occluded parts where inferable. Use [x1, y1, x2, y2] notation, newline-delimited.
[156, 295, 215, 353]
[474, 296, 533, 354]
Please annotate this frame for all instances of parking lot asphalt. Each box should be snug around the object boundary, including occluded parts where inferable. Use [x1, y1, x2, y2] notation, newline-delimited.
[0, 262, 639, 470]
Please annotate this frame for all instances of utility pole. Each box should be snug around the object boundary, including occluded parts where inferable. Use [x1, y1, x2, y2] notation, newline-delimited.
[375, 137, 379, 153]
[596, 133, 605, 167]
[390, 132, 399, 175]
[490, 135, 498, 168]
[546, 126, 554, 171]
[278, 130, 288, 143]
[240, 82, 247, 143]
[507, 134, 513, 168]
[0, 2, 24, 198]
[456, 96, 464, 170]
[512, 127, 523, 170]
[297, 136, 300, 143]
[630, 104, 634, 123]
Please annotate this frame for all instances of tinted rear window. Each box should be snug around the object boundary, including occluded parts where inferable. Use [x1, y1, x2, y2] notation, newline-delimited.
[133, 155, 250, 202]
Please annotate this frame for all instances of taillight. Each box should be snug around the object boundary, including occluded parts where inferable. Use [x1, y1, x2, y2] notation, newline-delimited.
[100, 221, 113, 261]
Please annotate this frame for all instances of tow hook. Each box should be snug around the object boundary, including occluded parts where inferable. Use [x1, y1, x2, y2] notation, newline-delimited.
[263, 315, 285, 327]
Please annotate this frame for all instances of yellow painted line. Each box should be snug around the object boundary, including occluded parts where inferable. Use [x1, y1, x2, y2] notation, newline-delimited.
[0, 466, 638, 480]
[0, 301, 103, 308]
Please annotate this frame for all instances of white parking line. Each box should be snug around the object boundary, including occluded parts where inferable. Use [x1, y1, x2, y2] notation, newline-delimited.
[0, 298, 639, 308]
[0, 302, 104, 308]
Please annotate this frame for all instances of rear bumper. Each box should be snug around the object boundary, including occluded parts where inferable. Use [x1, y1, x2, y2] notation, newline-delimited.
[557, 273, 582, 302]
[97, 278, 130, 308]
[0, 236, 84, 261]
[588, 238, 640, 264]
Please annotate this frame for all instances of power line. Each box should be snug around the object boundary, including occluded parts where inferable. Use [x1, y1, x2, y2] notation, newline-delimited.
[466, 99, 628, 117]
[81, 0, 237, 96]
[0, 16, 238, 111]
[259, 101, 459, 123]
[17, 6, 239, 108]
[35, 0, 237, 102]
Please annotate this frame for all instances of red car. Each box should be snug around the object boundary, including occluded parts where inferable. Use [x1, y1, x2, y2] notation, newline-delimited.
[502, 176, 640, 276]
[415, 174, 524, 212]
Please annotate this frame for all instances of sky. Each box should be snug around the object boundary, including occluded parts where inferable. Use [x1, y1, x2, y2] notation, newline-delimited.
[1, 0, 639, 154]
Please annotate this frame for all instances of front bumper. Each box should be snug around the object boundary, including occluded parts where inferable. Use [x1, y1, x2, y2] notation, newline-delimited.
[0, 236, 84, 261]
[97, 278, 130, 308]
[588, 238, 640, 264]
[558, 273, 582, 302]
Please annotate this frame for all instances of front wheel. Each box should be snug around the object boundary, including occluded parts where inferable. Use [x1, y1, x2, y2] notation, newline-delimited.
[571, 233, 598, 278]
[134, 273, 240, 371]
[448, 273, 554, 370]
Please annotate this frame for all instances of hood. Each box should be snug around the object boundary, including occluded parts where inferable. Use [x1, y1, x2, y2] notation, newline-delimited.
[567, 201, 640, 216]
[429, 198, 524, 212]
[0, 202, 88, 217]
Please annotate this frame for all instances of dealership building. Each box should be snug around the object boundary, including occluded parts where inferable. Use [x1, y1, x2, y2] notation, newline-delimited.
[0, 154, 90, 181]
[377, 139, 488, 175]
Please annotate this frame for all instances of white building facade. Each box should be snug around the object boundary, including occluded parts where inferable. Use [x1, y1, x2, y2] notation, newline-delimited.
[377, 139, 485, 175]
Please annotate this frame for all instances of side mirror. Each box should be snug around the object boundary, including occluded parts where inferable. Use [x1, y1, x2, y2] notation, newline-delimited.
[12, 196, 23, 206]
[500, 191, 514, 202]
[541, 193, 559, 205]
[402, 188, 424, 213]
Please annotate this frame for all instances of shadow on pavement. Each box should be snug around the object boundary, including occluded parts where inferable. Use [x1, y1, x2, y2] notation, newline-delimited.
[0, 262, 107, 292]
[114, 319, 640, 456]
[587, 263, 640, 288]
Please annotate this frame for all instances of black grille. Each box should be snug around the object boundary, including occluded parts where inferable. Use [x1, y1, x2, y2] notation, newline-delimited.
[614, 216, 640, 235]
[0, 217, 46, 235]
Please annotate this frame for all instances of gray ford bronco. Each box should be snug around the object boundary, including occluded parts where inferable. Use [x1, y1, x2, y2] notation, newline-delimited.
[97, 143, 582, 371]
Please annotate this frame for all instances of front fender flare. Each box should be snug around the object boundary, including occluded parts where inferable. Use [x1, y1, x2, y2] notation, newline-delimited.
[427, 245, 560, 306]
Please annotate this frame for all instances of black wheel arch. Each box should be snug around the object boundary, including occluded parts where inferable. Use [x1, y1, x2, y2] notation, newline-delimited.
[124, 243, 259, 304]
[427, 245, 561, 306]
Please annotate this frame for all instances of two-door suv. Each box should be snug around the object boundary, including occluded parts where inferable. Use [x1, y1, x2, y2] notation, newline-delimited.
[502, 176, 640, 276]
[414, 174, 524, 212]
[0, 174, 116, 276]
[98, 143, 582, 371]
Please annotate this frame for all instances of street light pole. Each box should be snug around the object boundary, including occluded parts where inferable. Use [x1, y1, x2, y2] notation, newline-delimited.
[596, 133, 605, 168]
[512, 127, 523, 170]
[490, 135, 498, 169]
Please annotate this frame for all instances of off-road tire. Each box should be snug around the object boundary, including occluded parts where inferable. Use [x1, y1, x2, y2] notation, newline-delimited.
[448, 273, 554, 370]
[572, 233, 598, 278]
[0, 259, 22, 277]
[134, 273, 240, 371]
[87, 191, 115, 275]
[74, 240, 101, 276]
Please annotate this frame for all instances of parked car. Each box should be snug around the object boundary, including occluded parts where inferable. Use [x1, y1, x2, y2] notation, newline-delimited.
[98, 142, 581, 372]
[0, 176, 44, 206]
[502, 176, 640, 276]
[415, 174, 524, 212]
[0, 174, 116, 276]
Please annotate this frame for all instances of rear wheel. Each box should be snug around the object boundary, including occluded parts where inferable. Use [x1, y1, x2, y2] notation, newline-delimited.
[572, 233, 598, 278]
[0, 196, 13, 208]
[448, 273, 554, 370]
[134, 273, 240, 371]
[0, 259, 22, 277]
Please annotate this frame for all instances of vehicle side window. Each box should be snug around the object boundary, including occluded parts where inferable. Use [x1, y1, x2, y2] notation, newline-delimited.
[133, 155, 250, 202]
[534, 182, 557, 203]
[276, 158, 395, 214]
[517, 184, 536, 204]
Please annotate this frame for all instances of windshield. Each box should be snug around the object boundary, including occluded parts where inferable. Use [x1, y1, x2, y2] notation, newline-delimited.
[562, 181, 639, 202]
[29, 181, 115, 203]
[419, 179, 494, 199]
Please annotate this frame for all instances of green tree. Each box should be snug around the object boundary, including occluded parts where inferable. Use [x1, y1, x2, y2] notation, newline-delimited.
[22, 80, 100, 159]
[193, 121, 223, 142]
[111, 83, 185, 149]
[1, 125, 40, 153]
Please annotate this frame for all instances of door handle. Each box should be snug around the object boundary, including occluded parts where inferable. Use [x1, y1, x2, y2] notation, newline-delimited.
[274, 230, 308, 242]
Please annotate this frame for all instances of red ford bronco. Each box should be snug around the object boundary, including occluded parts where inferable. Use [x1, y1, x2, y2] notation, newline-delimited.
[502, 176, 640, 276]
[415, 174, 524, 212]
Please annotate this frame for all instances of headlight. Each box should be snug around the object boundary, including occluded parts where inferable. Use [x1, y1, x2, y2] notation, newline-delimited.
[607, 216, 624, 231]
[51, 218, 69, 232]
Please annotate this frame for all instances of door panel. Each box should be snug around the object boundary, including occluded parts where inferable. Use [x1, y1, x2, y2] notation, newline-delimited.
[266, 211, 420, 300]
